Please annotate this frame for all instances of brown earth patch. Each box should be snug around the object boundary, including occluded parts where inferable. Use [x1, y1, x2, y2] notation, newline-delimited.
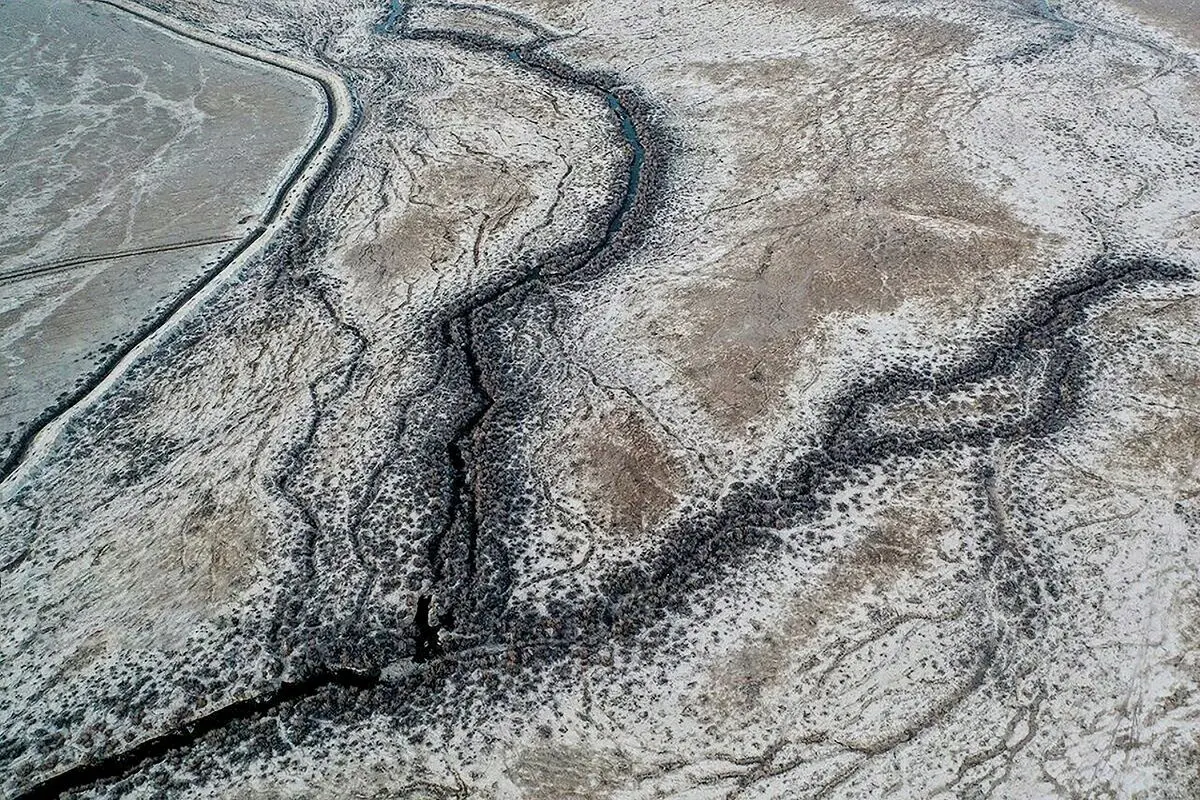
[672, 177, 1041, 430]
[509, 743, 633, 800]
[553, 401, 684, 540]
[1103, 344, 1200, 498]
[707, 489, 945, 713]
[87, 481, 267, 650]
[1114, 0, 1200, 47]
[1089, 298, 1200, 498]
[657, 8, 1045, 432]
[176, 487, 266, 606]
[342, 156, 534, 303]
[1117, 405, 1200, 498]
[759, 0, 979, 55]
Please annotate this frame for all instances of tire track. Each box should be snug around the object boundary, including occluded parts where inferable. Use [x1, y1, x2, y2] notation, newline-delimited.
[0, 236, 241, 285]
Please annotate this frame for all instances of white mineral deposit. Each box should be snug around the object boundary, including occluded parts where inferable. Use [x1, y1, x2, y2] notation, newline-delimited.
[2, 0, 1199, 797]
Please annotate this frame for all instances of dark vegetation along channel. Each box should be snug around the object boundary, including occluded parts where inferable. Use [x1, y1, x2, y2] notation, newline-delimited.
[11, 1, 664, 795]
[12, 0, 1194, 796]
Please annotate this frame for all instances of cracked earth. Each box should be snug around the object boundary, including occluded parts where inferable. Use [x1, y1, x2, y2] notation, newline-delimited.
[3, 0, 1200, 796]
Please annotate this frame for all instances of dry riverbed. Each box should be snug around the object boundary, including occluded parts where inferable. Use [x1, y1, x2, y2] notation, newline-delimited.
[2, 0, 1199, 797]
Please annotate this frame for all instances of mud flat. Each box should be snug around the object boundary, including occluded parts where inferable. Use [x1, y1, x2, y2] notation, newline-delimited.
[0, 0, 332, 473]
[1115, 0, 1200, 45]
[2, 0, 1200, 797]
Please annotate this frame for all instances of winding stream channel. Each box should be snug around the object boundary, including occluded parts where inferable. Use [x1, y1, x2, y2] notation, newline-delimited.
[11, 0, 1195, 795]
[15, 1, 657, 795]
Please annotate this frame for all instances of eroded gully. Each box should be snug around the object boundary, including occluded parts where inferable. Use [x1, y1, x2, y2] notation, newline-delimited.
[16, 1, 1195, 796]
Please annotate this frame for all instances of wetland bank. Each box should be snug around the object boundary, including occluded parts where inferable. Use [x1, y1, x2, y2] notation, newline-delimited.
[3, 0, 1200, 797]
